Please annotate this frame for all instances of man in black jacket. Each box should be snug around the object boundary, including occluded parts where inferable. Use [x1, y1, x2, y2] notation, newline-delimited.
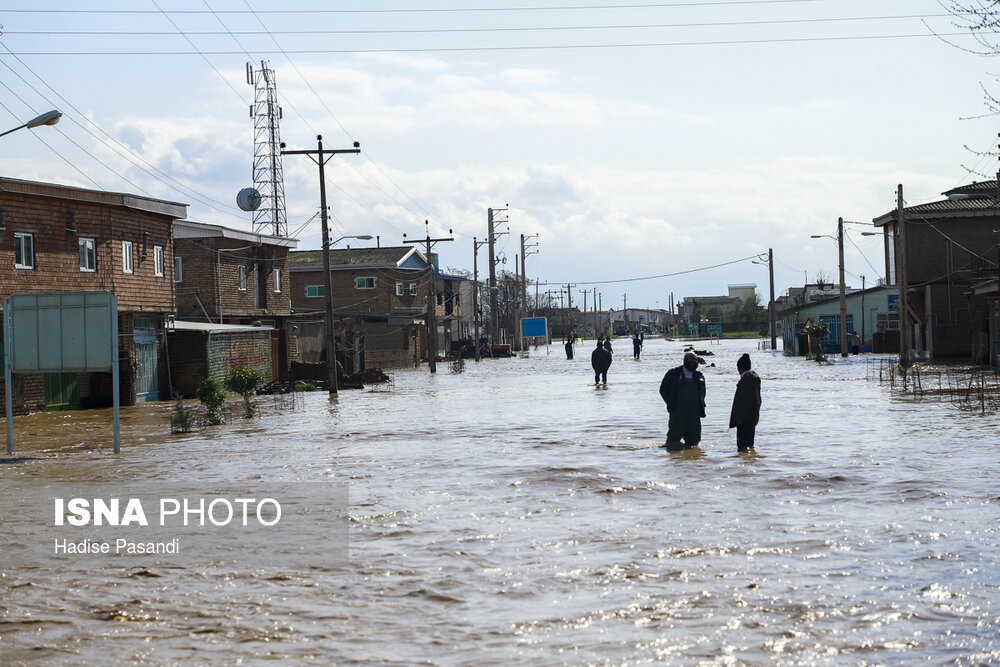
[659, 351, 706, 449]
[729, 353, 761, 451]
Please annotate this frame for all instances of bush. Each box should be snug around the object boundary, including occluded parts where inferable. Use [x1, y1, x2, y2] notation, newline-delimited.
[294, 381, 317, 392]
[196, 378, 227, 425]
[224, 366, 266, 419]
[170, 397, 195, 433]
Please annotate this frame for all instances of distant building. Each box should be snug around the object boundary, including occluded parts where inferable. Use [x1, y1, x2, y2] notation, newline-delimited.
[780, 286, 896, 355]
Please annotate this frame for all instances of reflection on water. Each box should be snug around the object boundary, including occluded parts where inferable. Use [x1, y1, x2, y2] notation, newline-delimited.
[2, 338, 999, 664]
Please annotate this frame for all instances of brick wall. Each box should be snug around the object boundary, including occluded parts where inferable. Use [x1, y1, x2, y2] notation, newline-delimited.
[175, 237, 291, 322]
[0, 190, 174, 313]
[207, 331, 272, 381]
[290, 267, 431, 315]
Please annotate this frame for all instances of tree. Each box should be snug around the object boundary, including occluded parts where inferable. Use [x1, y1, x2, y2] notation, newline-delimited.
[196, 378, 227, 426]
[224, 366, 266, 419]
[813, 270, 832, 286]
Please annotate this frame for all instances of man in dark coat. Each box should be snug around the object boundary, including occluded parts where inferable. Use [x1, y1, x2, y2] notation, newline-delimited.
[729, 353, 761, 451]
[659, 351, 706, 449]
[632, 333, 642, 359]
[591, 338, 612, 385]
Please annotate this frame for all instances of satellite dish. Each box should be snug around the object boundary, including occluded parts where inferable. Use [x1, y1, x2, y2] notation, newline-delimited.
[237, 187, 262, 212]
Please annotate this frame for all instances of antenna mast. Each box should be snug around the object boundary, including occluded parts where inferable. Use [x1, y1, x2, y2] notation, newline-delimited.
[247, 61, 287, 237]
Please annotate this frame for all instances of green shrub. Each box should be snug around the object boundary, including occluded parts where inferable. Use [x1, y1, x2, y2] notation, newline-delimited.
[196, 378, 227, 425]
[170, 396, 195, 433]
[294, 381, 317, 392]
[224, 366, 266, 419]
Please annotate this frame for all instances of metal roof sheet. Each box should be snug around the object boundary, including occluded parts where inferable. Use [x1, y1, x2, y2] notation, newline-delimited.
[289, 246, 424, 269]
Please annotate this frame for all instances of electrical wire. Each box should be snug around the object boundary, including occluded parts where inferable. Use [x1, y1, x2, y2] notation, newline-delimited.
[536, 252, 761, 286]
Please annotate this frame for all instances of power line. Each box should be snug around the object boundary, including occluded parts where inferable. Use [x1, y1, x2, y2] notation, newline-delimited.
[537, 253, 761, 286]
[2, 15, 950, 36]
[0, 32, 969, 56]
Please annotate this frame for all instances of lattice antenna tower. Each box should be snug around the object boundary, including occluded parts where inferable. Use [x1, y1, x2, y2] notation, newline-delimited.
[247, 60, 287, 237]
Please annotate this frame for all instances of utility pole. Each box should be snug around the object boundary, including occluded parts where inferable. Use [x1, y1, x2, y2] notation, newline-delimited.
[280, 135, 360, 395]
[897, 184, 910, 364]
[487, 206, 508, 345]
[860, 274, 866, 354]
[623, 293, 628, 333]
[838, 217, 848, 358]
[768, 248, 777, 351]
[565, 283, 576, 333]
[521, 233, 538, 347]
[404, 220, 454, 374]
[472, 236, 488, 362]
[580, 289, 588, 336]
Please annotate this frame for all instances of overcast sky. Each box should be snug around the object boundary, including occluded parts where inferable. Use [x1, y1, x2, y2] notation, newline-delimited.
[0, 1, 994, 309]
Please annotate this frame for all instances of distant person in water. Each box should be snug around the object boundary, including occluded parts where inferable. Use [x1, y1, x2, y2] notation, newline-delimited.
[659, 351, 706, 449]
[592, 338, 612, 385]
[633, 332, 642, 359]
[565, 330, 577, 359]
[729, 353, 761, 452]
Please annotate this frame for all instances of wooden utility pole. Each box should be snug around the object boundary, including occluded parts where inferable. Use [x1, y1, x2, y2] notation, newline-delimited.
[897, 184, 910, 364]
[768, 248, 777, 351]
[404, 220, 453, 373]
[838, 217, 848, 358]
[280, 135, 359, 394]
[860, 274, 866, 353]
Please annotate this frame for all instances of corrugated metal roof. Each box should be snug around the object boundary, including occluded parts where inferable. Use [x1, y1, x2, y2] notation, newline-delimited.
[170, 320, 274, 334]
[873, 194, 1000, 226]
[174, 219, 298, 247]
[0, 176, 187, 218]
[289, 246, 423, 269]
[942, 180, 999, 197]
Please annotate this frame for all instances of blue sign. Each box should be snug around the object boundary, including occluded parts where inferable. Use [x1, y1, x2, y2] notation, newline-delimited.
[887, 294, 899, 311]
[520, 317, 548, 338]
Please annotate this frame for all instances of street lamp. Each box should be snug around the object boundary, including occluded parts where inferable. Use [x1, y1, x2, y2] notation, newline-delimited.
[811, 216, 848, 357]
[0, 109, 63, 139]
[334, 234, 373, 244]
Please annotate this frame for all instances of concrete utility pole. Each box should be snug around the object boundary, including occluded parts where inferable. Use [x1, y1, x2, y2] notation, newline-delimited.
[838, 217, 848, 358]
[404, 220, 454, 374]
[768, 248, 777, 351]
[897, 184, 910, 364]
[860, 274, 866, 353]
[580, 289, 588, 336]
[521, 233, 538, 345]
[623, 293, 628, 333]
[280, 135, 360, 395]
[487, 206, 508, 344]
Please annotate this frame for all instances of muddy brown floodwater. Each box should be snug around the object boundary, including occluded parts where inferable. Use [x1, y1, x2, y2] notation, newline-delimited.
[1, 338, 999, 665]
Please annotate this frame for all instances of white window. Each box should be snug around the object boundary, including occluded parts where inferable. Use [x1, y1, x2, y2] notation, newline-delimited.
[306, 285, 325, 298]
[409, 282, 418, 296]
[153, 245, 164, 277]
[174, 256, 183, 283]
[122, 240, 133, 274]
[14, 232, 33, 269]
[79, 237, 96, 272]
[395, 282, 404, 296]
[273, 268, 282, 293]
[355, 276, 375, 290]
[237, 265, 247, 291]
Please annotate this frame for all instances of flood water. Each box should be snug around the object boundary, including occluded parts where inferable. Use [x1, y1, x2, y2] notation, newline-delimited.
[2, 337, 999, 665]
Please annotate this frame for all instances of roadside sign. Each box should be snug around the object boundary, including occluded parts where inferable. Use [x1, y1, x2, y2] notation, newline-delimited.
[520, 317, 548, 338]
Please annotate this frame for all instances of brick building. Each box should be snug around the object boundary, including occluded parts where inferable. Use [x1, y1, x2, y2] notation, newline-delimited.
[289, 246, 467, 369]
[0, 177, 184, 413]
[873, 180, 1000, 360]
[169, 220, 298, 393]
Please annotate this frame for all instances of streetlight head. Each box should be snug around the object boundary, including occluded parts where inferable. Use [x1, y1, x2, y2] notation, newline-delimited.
[810, 235, 822, 239]
[26, 109, 62, 129]
[860, 231, 879, 236]
[356, 235, 373, 240]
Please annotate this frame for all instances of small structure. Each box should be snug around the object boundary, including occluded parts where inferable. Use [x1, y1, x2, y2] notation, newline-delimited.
[166, 320, 275, 397]
[780, 286, 896, 355]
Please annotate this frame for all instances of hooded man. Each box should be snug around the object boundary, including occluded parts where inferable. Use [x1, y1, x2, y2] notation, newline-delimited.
[729, 353, 762, 451]
[659, 351, 706, 449]
[591, 337, 612, 385]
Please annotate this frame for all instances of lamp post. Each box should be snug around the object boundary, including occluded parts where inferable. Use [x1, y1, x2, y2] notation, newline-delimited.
[0, 109, 62, 139]
[811, 217, 848, 357]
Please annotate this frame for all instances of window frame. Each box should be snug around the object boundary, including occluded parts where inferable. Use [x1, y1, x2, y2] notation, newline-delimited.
[14, 232, 34, 270]
[122, 240, 134, 274]
[79, 236, 97, 273]
[395, 282, 404, 297]
[273, 267, 282, 293]
[153, 245, 164, 277]
[409, 282, 418, 296]
[174, 255, 183, 283]
[305, 284, 325, 298]
[237, 264, 247, 291]
[355, 276, 375, 290]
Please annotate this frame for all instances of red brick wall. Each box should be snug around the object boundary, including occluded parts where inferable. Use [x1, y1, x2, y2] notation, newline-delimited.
[0, 190, 174, 313]
[290, 267, 431, 314]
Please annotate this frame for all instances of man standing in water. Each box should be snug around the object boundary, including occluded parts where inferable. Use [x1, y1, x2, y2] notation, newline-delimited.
[591, 338, 612, 385]
[659, 351, 706, 449]
[729, 353, 761, 451]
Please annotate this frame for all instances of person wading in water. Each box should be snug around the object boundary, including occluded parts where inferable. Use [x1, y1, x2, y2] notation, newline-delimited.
[659, 351, 706, 450]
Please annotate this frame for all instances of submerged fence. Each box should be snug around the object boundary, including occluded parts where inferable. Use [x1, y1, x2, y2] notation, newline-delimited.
[867, 358, 1000, 414]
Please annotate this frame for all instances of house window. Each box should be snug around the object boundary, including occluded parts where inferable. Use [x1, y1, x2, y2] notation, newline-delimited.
[237, 265, 247, 291]
[122, 240, 133, 274]
[153, 245, 164, 277]
[174, 256, 183, 283]
[79, 237, 97, 272]
[306, 284, 325, 298]
[273, 268, 282, 293]
[14, 232, 33, 269]
[409, 282, 418, 296]
[395, 282, 404, 296]
[436, 292, 443, 306]
[355, 277, 375, 290]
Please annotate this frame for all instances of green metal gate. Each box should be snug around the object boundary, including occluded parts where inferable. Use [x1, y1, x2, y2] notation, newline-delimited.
[134, 332, 159, 402]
